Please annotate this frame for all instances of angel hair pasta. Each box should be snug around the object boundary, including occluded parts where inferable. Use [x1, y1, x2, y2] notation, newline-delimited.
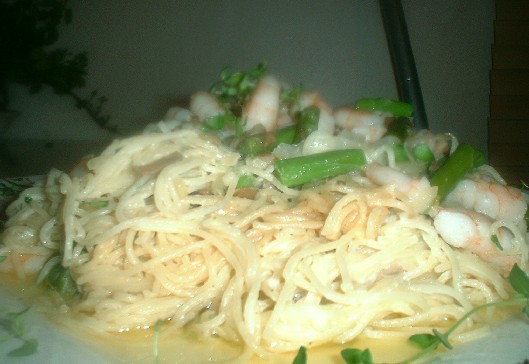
[1, 62, 528, 362]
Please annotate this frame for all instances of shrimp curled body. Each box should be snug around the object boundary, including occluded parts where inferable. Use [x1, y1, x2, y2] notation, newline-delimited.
[333, 107, 387, 143]
[365, 163, 437, 215]
[445, 177, 527, 229]
[433, 208, 521, 274]
[242, 75, 281, 132]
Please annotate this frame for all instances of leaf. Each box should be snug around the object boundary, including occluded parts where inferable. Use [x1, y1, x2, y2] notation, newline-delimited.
[340, 348, 373, 364]
[292, 346, 307, 364]
[509, 264, 529, 298]
[46, 263, 79, 298]
[408, 333, 440, 350]
[209, 60, 268, 111]
[490, 234, 503, 251]
[4, 307, 31, 337]
[7, 338, 38, 357]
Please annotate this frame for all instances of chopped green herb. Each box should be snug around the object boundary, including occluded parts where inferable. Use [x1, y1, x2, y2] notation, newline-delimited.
[0, 256, 5, 263]
[509, 263, 529, 299]
[408, 333, 440, 350]
[45, 262, 80, 299]
[292, 346, 307, 364]
[209, 60, 268, 113]
[341, 348, 373, 364]
[491, 234, 504, 251]
[23, 196, 32, 204]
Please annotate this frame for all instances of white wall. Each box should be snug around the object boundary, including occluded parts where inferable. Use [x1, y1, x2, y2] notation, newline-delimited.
[4, 1, 494, 155]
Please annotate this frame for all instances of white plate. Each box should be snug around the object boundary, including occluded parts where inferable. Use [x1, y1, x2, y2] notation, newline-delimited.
[1, 178, 529, 363]
[1, 283, 529, 364]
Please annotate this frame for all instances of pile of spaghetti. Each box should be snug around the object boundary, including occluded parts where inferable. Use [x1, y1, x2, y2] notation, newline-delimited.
[1, 62, 528, 360]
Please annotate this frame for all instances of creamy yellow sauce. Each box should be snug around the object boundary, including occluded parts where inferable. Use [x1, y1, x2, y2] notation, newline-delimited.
[0, 272, 517, 364]
[60, 321, 419, 364]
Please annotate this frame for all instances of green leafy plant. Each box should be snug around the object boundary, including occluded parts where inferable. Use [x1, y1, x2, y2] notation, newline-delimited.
[0, 0, 116, 133]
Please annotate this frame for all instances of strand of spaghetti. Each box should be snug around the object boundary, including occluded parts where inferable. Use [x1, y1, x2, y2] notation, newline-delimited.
[261, 231, 358, 343]
[39, 217, 59, 249]
[457, 255, 510, 298]
[282, 230, 357, 281]
[233, 198, 289, 230]
[370, 304, 465, 330]
[409, 281, 473, 312]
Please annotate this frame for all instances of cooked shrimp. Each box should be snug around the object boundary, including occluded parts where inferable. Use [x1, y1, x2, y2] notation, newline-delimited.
[365, 163, 437, 214]
[242, 75, 280, 132]
[444, 176, 527, 229]
[298, 91, 328, 110]
[0, 251, 51, 279]
[298, 91, 335, 135]
[433, 208, 520, 273]
[333, 107, 386, 142]
[190, 91, 225, 122]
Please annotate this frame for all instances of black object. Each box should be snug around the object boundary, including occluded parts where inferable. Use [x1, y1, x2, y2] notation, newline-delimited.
[379, 0, 429, 129]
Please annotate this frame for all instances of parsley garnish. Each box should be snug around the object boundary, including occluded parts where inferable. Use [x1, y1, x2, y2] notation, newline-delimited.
[45, 262, 80, 299]
[209, 59, 268, 111]
[292, 345, 307, 364]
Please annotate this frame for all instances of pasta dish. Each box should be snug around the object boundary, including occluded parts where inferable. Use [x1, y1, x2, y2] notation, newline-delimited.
[1, 62, 528, 363]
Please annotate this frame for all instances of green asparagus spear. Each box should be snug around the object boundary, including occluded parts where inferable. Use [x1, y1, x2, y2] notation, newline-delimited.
[355, 98, 413, 117]
[274, 149, 367, 187]
[238, 125, 296, 157]
[294, 106, 320, 143]
[429, 143, 484, 204]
